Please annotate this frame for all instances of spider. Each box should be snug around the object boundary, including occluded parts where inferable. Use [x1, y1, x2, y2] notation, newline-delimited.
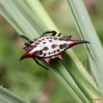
[20, 31, 89, 70]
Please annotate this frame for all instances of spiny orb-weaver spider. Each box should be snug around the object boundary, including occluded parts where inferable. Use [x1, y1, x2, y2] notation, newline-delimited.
[20, 31, 89, 70]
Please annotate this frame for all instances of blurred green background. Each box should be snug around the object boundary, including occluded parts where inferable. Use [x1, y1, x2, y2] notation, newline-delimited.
[0, 0, 103, 103]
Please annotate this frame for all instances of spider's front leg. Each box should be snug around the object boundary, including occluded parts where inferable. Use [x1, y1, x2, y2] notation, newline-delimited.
[21, 35, 33, 44]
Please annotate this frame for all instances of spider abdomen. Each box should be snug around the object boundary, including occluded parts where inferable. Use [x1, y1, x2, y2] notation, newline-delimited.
[30, 36, 69, 58]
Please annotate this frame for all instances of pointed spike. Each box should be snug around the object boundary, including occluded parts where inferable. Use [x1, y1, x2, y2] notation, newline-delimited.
[43, 58, 50, 64]
[57, 54, 63, 60]
[20, 52, 33, 60]
[69, 40, 90, 47]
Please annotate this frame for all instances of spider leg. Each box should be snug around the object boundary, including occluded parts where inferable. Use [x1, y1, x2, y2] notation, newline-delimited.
[41, 31, 57, 36]
[24, 43, 30, 46]
[33, 58, 49, 70]
[20, 35, 33, 44]
[58, 33, 62, 37]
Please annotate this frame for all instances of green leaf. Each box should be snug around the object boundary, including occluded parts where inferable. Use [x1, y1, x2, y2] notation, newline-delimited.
[0, 86, 29, 103]
[67, 0, 103, 96]
[0, 0, 102, 102]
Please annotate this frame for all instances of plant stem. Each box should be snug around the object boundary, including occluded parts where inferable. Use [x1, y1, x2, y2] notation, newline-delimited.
[0, 86, 29, 103]
[67, 0, 103, 96]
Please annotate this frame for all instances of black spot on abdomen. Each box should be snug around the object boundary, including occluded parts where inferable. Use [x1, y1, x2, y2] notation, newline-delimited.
[49, 40, 52, 42]
[43, 47, 48, 51]
[59, 43, 69, 49]
[57, 49, 60, 52]
[52, 44, 57, 48]
[43, 53, 46, 56]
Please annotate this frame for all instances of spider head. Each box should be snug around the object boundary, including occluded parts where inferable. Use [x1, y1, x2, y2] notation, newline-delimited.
[20, 45, 35, 60]
[20, 45, 43, 60]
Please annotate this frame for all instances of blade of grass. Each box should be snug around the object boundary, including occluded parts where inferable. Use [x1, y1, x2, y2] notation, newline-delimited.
[0, 86, 29, 103]
[12, 0, 48, 34]
[67, 0, 103, 96]
[0, 1, 89, 102]
[25, 0, 59, 32]
[63, 53, 101, 99]
[0, 2, 90, 103]
[0, 10, 23, 35]
[0, 0, 102, 102]
[68, 49, 98, 90]
[25, 0, 96, 86]
[0, 0, 38, 38]
[25, 0, 102, 101]
[50, 64, 90, 103]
